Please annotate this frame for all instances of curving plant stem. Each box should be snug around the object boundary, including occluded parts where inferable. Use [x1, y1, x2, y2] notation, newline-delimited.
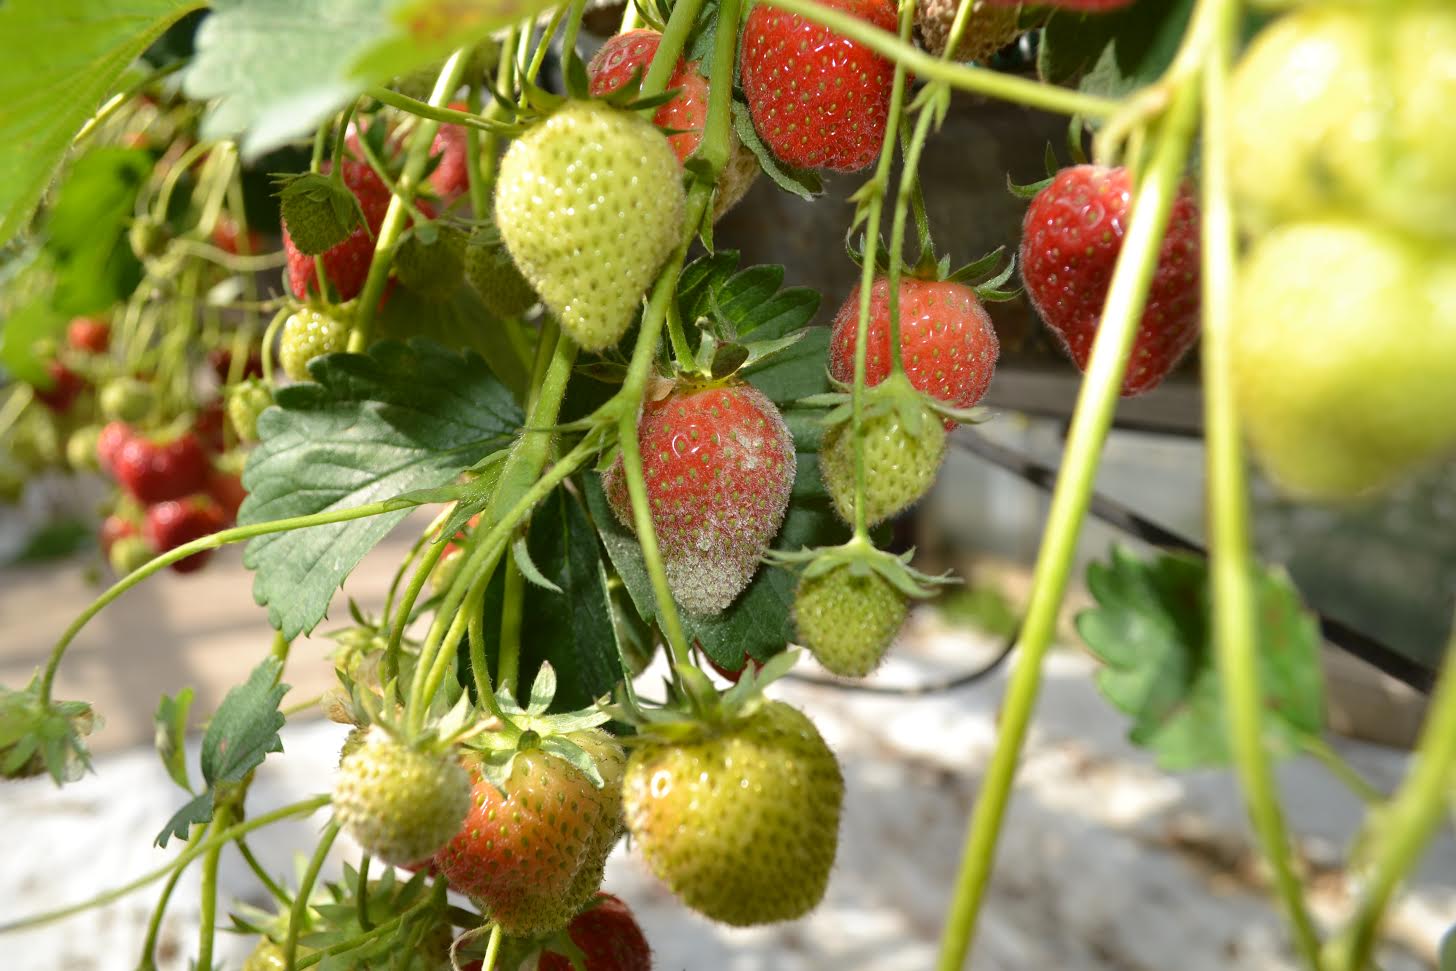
[1199, 0, 1324, 966]
[283, 819, 340, 970]
[935, 82, 1202, 971]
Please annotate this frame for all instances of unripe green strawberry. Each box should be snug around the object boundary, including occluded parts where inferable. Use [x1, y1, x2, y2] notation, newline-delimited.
[794, 564, 907, 677]
[128, 214, 169, 260]
[99, 377, 155, 423]
[495, 101, 685, 351]
[1233, 221, 1456, 499]
[242, 939, 314, 971]
[394, 224, 467, 298]
[279, 307, 352, 382]
[108, 535, 154, 576]
[624, 701, 843, 926]
[65, 425, 102, 472]
[332, 727, 471, 866]
[820, 403, 946, 526]
[464, 228, 538, 319]
[226, 380, 273, 442]
[277, 172, 364, 256]
[916, 0, 1021, 62]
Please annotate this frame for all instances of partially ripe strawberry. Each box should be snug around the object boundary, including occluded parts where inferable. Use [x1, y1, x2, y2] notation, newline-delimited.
[820, 398, 945, 526]
[279, 307, 352, 382]
[537, 894, 652, 971]
[96, 421, 133, 474]
[145, 496, 227, 573]
[284, 161, 393, 301]
[624, 701, 843, 925]
[740, 0, 898, 172]
[794, 564, 907, 676]
[1020, 165, 1200, 397]
[34, 361, 86, 414]
[114, 432, 210, 504]
[555, 730, 628, 916]
[829, 277, 999, 428]
[495, 101, 685, 351]
[67, 317, 110, 353]
[332, 727, 471, 866]
[603, 382, 796, 615]
[434, 740, 621, 936]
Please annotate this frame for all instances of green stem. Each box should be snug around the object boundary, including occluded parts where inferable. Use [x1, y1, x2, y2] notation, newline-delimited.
[1301, 738, 1383, 806]
[356, 855, 373, 931]
[481, 923, 504, 971]
[559, 0, 588, 62]
[382, 507, 452, 629]
[39, 497, 425, 706]
[349, 49, 472, 354]
[1328, 628, 1456, 970]
[641, 0, 706, 97]
[476, 26, 518, 194]
[700, 0, 742, 175]
[195, 803, 230, 971]
[526, 4, 572, 83]
[763, 0, 1119, 118]
[497, 560, 526, 698]
[283, 820, 339, 971]
[365, 87, 506, 134]
[0, 385, 33, 441]
[464, 88, 491, 217]
[1, 796, 330, 933]
[1197, 2, 1323, 967]
[934, 81, 1201, 971]
[75, 60, 188, 143]
[237, 837, 292, 906]
[260, 307, 289, 386]
[467, 578, 501, 715]
[385, 530, 450, 687]
[136, 856, 188, 971]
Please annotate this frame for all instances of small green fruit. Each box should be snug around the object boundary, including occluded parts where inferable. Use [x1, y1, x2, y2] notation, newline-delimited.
[225, 380, 274, 442]
[394, 224, 467, 298]
[795, 564, 907, 677]
[99, 377, 155, 423]
[464, 228, 538, 319]
[278, 307, 352, 382]
[332, 727, 470, 866]
[65, 425, 102, 472]
[820, 404, 946, 526]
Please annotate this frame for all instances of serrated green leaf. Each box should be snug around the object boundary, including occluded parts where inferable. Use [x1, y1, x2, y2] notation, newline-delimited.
[155, 791, 213, 848]
[184, 0, 394, 159]
[377, 283, 531, 401]
[1076, 547, 1324, 770]
[240, 339, 522, 639]
[585, 479, 849, 671]
[201, 657, 288, 787]
[743, 326, 831, 405]
[44, 148, 149, 315]
[512, 534, 564, 594]
[461, 488, 620, 712]
[154, 688, 195, 792]
[0, 0, 203, 246]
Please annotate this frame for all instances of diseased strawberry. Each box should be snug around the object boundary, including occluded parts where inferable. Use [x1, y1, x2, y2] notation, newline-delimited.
[332, 726, 471, 866]
[537, 894, 652, 971]
[145, 496, 227, 573]
[794, 564, 906, 676]
[603, 382, 795, 615]
[278, 307, 353, 382]
[433, 734, 623, 936]
[829, 277, 999, 428]
[66, 317, 110, 353]
[1020, 165, 1201, 396]
[623, 700, 843, 926]
[284, 161, 393, 301]
[740, 0, 898, 172]
[34, 361, 86, 414]
[916, 0, 1022, 62]
[494, 100, 685, 351]
[96, 421, 133, 475]
[820, 387, 945, 526]
[114, 432, 210, 504]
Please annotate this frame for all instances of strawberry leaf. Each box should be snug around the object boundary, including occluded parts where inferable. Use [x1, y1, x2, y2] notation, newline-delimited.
[240, 339, 522, 639]
[377, 281, 531, 400]
[1038, 0, 1195, 99]
[154, 688, 195, 793]
[1076, 547, 1325, 770]
[201, 657, 287, 788]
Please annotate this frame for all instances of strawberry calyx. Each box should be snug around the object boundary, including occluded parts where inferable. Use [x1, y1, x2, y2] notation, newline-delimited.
[809, 368, 987, 433]
[0, 674, 99, 783]
[608, 647, 802, 743]
[766, 532, 956, 601]
[272, 170, 368, 256]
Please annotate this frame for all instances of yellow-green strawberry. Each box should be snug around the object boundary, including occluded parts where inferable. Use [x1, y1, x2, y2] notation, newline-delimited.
[623, 700, 843, 926]
[242, 939, 314, 971]
[279, 307, 352, 382]
[225, 380, 273, 442]
[820, 385, 946, 526]
[794, 563, 907, 677]
[99, 377, 154, 423]
[65, 425, 102, 472]
[464, 226, 538, 319]
[494, 100, 685, 351]
[394, 224, 467, 298]
[332, 726, 471, 866]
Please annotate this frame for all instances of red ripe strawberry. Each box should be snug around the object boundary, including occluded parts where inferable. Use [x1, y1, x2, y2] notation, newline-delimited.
[113, 432, 210, 504]
[428, 104, 471, 201]
[193, 401, 228, 454]
[67, 317, 111, 353]
[740, 0, 898, 172]
[434, 746, 617, 936]
[987, 0, 1132, 8]
[829, 277, 999, 428]
[603, 382, 796, 616]
[284, 161, 393, 301]
[34, 361, 86, 413]
[97, 421, 133, 475]
[697, 642, 763, 685]
[211, 213, 265, 256]
[208, 347, 266, 382]
[588, 31, 709, 165]
[207, 468, 247, 524]
[1020, 165, 1201, 397]
[145, 497, 226, 573]
[537, 894, 652, 971]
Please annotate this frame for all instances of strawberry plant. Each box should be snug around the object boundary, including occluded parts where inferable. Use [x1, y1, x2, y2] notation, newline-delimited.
[3, 0, 1456, 969]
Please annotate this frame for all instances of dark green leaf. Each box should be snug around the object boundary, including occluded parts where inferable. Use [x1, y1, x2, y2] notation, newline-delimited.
[377, 283, 531, 400]
[241, 339, 522, 639]
[155, 791, 213, 848]
[1040, 0, 1196, 100]
[743, 326, 831, 405]
[678, 249, 741, 323]
[154, 688, 195, 792]
[584, 478, 848, 670]
[44, 148, 149, 315]
[0, 0, 203, 245]
[201, 657, 287, 787]
[1076, 547, 1324, 770]
[463, 488, 621, 712]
